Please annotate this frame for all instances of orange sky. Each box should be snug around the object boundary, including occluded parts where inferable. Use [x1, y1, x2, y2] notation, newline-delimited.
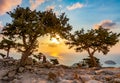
[37, 35, 120, 66]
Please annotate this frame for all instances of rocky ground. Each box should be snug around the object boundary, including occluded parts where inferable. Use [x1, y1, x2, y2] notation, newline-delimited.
[0, 58, 120, 83]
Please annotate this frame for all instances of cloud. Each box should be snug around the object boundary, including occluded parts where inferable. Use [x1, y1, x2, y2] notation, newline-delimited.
[46, 5, 55, 11]
[46, 5, 61, 16]
[0, 21, 3, 32]
[48, 43, 58, 47]
[94, 20, 116, 29]
[0, 22, 3, 28]
[0, 21, 3, 28]
[67, 2, 84, 10]
[30, 0, 45, 10]
[0, 0, 22, 15]
[59, 5, 62, 8]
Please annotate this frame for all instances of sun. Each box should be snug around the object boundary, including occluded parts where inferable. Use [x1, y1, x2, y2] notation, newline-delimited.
[50, 38, 60, 44]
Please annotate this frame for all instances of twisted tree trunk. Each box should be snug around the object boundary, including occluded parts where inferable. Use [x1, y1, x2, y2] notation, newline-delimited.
[89, 54, 98, 67]
[20, 51, 30, 66]
[87, 49, 98, 67]
[20, 46, 33, 66]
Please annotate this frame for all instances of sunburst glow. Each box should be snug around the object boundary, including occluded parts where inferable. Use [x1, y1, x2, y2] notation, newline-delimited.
[50, 38, 60, 44]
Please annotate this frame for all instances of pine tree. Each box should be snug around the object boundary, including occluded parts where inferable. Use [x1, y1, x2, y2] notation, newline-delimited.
[66, 27, 120, 67]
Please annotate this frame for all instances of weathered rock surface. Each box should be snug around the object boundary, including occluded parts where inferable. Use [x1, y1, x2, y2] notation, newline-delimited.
[0, 58, 120, 83]
[86, 80, 102, 83]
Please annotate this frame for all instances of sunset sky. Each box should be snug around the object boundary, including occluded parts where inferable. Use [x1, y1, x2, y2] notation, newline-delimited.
[0, 0, 120, 66]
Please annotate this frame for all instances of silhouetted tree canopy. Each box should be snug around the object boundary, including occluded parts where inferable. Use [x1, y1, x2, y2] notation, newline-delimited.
[33, 53, 43, 61]
[81, 56, 101, 68]
[1, 6, 72, 66]
[50, 59, 59, 65]
[66, 27, 120, 67]
[0, 37, 16, 58]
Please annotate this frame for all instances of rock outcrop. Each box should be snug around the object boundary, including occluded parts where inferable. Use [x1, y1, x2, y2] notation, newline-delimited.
[0, 58, 120, 83]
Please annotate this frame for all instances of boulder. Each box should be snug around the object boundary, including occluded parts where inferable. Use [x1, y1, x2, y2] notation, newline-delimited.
[25, 65, 32, 70]
[11, 79, 21, 83]
[95, 70, 114, 75]
[8, 60, 14, 64]
[89, 71, 96, 75]
[43, 62, 53, 68]
[13, 60, 19, 65]
[116, 74, 120, 78]
[8, 70, 16, 78]
[2, 76, 9, 81]
[34, 61, 40, 66]
[48, 72, 57, 80]
[80, 75, 93, 82]
[105, 76, 113, 81]
[21, 78, 48, 83]
[18, 67, 25, 73]
[73, 72, 79, 79]
[58, 79, 72, 83]
[72, 63, 82, 68]
[0, 69, 9, 79]
[113, 78, 120, 83]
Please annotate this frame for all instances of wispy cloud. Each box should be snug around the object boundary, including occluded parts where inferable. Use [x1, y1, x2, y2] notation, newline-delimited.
[48, 43, 58, 47]
[45, 5, 62, 16]
[30, 0, 45, 10]
[0, 0, 22, 15]
[0, 21, 3, 32]
[46, 5, 55, 10]
[67, 2, 84, 10]
[94, 20, 116, 29]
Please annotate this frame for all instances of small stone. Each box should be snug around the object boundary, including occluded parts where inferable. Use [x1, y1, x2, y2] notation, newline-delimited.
[8, 70, 16, 78]
[8, 61, 13, 64]
[103, 71, 114, 75]
[18, 67, 25, 73]
[14, 61, 19, 65]
[34, 62, 40, 66]
[114, 78, 120, 83]
[48, 72, 57, 80]
[86, 80, 102, 83]
[105, 76, 112, 81]
[33, 67, 38, 72]
[0, 69, 9, 79]
[11, 79, 20, 83]
[25, 65, 32, 70]
[80, 75, 93, 82]
[43, 62, 53, 68]
[96, 70, 114, 75]
[89, 71, 96, 75]
[58, 79, 73, 83]
[72, 80, 82, 83]
[73, 72, 79, 79]
[53, 77, 62, 82]
[116, 74, 120, 78]
[2, 76, 9, 81]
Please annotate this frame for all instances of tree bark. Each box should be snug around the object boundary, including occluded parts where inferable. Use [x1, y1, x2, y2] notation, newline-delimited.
[20, 48, 32, 66]
[20, 35, 37, 66]
[89, 54, 98, 67]
[87, 49, 98, 67]
[20, 53, 28, 66]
